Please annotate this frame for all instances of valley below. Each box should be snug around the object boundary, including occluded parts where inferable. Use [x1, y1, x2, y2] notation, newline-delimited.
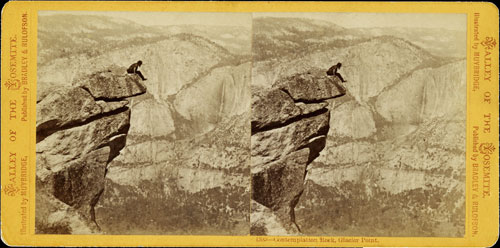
[36, 13, 466, 237]
[252, 17, 466, 237]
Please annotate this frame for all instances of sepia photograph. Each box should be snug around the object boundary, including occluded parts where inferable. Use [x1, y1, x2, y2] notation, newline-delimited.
[35, 11, 252, 235]
[34, 10, 466, 237]
[250, 12, 466, 237]
[1, 1, 499, 247]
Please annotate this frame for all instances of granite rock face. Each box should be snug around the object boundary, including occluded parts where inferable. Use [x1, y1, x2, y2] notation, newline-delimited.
[297, 60, 467, 237]
[35, 68, 146, 234]
[37, 24, 252, 234]
[250, 72, 345, 235]
[77, 68, 147, 100]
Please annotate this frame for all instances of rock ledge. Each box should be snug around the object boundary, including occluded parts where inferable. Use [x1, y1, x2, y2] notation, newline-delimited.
[251, 72, 345, 235]
[36, 67, 146, 234]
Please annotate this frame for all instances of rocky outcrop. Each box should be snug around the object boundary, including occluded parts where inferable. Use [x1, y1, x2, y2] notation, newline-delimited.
[37, 21, 253, 234]
[250, 72, 345, 235]
[35, 69, 146, 234]
[296, 60, 467, 237]
[251, 17, 466, 237]
[77, 69, 147, 100]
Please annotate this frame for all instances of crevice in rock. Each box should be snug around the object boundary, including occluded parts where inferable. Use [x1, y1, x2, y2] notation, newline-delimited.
[305, 135, 328, 165]
[251, 72, 346, 235]
[105, 133, 129, 163]
[90, 188, 104, 231]
[36, 67, 147, 234]
[280, 85, 345, 104]
[251, 107, 328, 135]
[79, 85, 94, 98]
[80, 83, 146, 102]
[289, 189, 304, 232]
[36, 106, 130, 143]
[297, 122, 330, 152]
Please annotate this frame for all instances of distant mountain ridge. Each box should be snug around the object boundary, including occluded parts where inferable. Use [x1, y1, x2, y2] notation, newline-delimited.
[252, 16, 466, 237]
[37, 13, 252, 235]
[252, 17, 465, 61]
[38, 14, 251, 66]
[37, 14, 466, 236]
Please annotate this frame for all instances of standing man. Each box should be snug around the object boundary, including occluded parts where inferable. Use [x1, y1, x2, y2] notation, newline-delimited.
[127, 60, 147, 81]
[326, 62, 347, 83]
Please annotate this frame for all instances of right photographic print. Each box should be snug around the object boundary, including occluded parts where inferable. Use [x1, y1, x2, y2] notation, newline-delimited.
[250, 12, 466, 237]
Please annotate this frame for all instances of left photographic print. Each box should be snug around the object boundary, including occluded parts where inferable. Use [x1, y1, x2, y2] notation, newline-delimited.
[35, 11, 252, 235]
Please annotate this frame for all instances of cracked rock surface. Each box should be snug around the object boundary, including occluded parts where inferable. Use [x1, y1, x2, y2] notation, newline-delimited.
[35, 68, 146, 234]
[250, 71, 345, 235]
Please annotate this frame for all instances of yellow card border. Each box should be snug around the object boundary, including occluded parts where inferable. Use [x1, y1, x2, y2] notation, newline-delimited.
[1, 1, 498, 247]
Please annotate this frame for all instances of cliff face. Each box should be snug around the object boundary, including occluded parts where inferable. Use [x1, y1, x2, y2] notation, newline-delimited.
[250, 72, 345, 235]
[297, 60, 466, 237]
[35, 69, 146, 234]
[252, 17, 466, 237]
[37, 21, 252, 234]
[38, 34, 232, 102]
[36, 14, 466, 237]
[38, 33, 249, 141]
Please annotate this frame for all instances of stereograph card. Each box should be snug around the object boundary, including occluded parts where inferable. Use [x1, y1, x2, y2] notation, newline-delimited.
[1, 1, 498, 247]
